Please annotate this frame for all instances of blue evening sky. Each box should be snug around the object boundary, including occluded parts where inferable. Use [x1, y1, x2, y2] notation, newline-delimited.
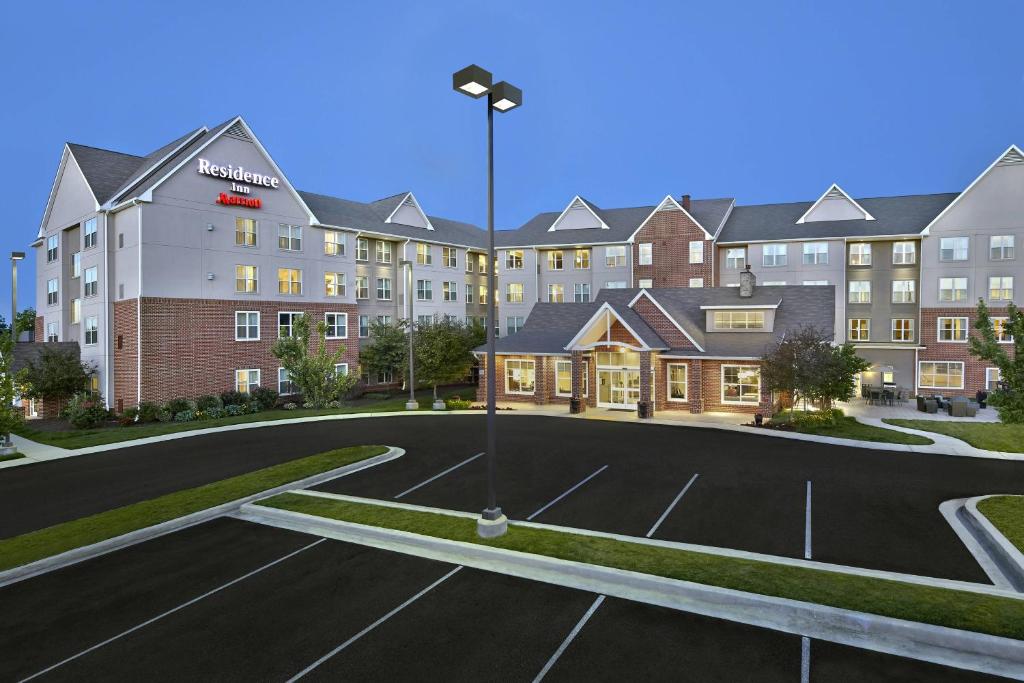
[0, 0, 1020, 311]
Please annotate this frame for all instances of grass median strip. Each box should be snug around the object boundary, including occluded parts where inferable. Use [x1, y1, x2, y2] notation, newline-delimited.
[884, 420, 1019, 453]
[771, 413, 933, 445]
[0, 452, 24, 463]
[977, 495, 1024, 553]
[257, 493, 1024, 641]
[0, 445, 386, 573]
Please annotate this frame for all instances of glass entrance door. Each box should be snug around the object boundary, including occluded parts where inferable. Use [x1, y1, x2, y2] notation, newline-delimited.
[598, 369, 641, 409]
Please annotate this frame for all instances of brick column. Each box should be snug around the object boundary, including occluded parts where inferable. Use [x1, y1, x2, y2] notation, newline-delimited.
[535, 355, 548, 405]
[571, 350, 586, 414]
[639, 351, 653, 418]
[690, 360, 703, 414]
[476, 355, 487, 403]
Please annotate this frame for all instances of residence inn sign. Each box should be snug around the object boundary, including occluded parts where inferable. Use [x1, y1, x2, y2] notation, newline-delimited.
[197, 157, 280, 209]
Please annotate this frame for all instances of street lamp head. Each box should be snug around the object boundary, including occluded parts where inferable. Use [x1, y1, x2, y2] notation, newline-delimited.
[453, 64, 492, 98]
[490, 81, 522, 112]
[10, 252, 25, 261]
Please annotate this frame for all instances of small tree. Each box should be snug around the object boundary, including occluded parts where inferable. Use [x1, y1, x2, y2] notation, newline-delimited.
[969, 299, 1024, 422]
[17, 346, 92, 407]
[762, 325, 869, 414]
[0, 334, 23, 444]
[413, 318, 476, 402]
[271, 315, 355, 408]
[15, 308, 36, 337]
[359, 320, 408, 387]
[810, 341, 871, 409]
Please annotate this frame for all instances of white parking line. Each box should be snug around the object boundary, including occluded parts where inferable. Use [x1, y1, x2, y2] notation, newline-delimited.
[526, 465, 609, 521]
[287, 566, 463, 681]
[533, 595, 605, 682]
[20, 538, 327, 683]
[645, 473, 699, 538]
[394, 452, 484, 499]
[802, 480, 812, 683]
[804, 480, 812, 560]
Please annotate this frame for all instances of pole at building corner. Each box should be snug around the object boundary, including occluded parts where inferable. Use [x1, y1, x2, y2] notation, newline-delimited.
[405, 260, 417, 410]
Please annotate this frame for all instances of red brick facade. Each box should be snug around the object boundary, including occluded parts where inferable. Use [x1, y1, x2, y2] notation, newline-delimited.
[34, 315, 44, 343]
[918, 308, 1009, 397]
[113, 297, 360, 408]
[631, 295, 696, 349]
[632, 204, 713, 288]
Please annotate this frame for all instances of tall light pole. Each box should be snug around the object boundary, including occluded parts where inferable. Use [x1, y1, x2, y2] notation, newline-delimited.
[401, 259, 417, 410]
[10, 252, 24, 343]
[453, 65, 522, 538]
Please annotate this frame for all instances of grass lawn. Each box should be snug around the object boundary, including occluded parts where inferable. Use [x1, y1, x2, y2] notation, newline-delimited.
[0, 452, 24, 462]
[771, 412, 933, 445]
[976, 496, 1024, 553]
[13, 385, 475, 451]
[885, 420, 1022, 453]
[0, 445, 386, 572]
[257, 493, 1024, 640]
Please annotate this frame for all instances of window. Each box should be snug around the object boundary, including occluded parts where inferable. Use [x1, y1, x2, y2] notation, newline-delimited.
[722, 365, 760, 404]
[506, 316, 525, 336]
[803, 280, 828, 286]
[762, 281, 786, 286]
[70, 298, 80, 324]
[46, 278, 58, 306]
[638, 243, 653, 265]
[416, 243, 432, 265]
[555, 360, 572, 397]
[849, 243, 871, 266]
[989, 276, 1013, 301]
[235, 311, 260, 341]
[466, 284, 474, 303]
[667, 364, 688, 402]
[417, 315, 433, 327]
[354, 275, 369, 300]
[993, 317, 1013, 343]
[278, 368, 297, 395]
[235, 369, 260, 393]
[325, 312, 348, 339]
[46, 322, 58, 342]
[466, 255, 474, 273]
[574, 283, 591, 303]
[356, 237, 369, 261]
[689, 241, 704, 264]
[990, 235, 1015, 261]
[548, 284, 564, 303]
[443, 281, 457, 302]
[725, 248, 746, 269]
[278, 312, 302, 338]
[605, 281, 628, 289]
[376, 240, 393, 264]
[940, 237, 969, 262]
[324, 230, 345, 256]
[377, 315, 391, 325]
[416, 279, 433, 301]
[689, 278, 704, 288]
[638, 279, 653, 289]
[82, 267, 98, 297]
[235, 218, 257, 247]
[335, 363, 349, 377]
[987, 368, 1002, 391]
[505, 358, 535, 394]
[377, 277, 392, 301]
[848, 319, 870, 342]
[919, 361, 963, 389]
[479, 285, 488, 303]
[478, 253, 488, 273]
[83, 217, 97, 249]
[848, 281, 871, 304]
[79, 316, 98, 347]
[605, 246, 626, 267]
[72, 252, 81, 278]
[437, 246, 455, 268]
[891, 280, 915, 304]
[118, 233, 124, 249]
[46, 235, 58, 262]
[547, 250, 563, 270]
[574, 248, 590, 269]
[713, 311, 765, 329]
[893, 241, 916, 264]
[235, 265, 258, 293]
[278, 224, 301, 251]
[762, 244, 787, 267]
[892, 318, 914, 342]
[938, 277, 968, 303]
[277, 268, 302, 295]
[325, 272, 346, 297]
[937, 317, 968, 342]
[358, 315, 370, 338]
[506, 283, 524, 303]
[505, 250, 524, 270]
[802, 242, 828, 265]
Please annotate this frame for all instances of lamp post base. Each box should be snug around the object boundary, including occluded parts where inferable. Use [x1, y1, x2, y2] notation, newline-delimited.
[477, 507, 507, 538]
[405, 400, 419, 411]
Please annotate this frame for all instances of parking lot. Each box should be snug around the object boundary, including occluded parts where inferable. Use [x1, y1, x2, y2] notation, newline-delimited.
[4, 416, 1019, 681]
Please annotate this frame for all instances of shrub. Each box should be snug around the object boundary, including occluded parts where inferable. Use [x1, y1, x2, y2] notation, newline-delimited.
[195, 394, 221, 412]
[205, 407, 226, 419]
[63, 392, 110, 429]
[135, 401, 161, 423]
[362, 392, 390, 401]
[445, 395, 473, 410]
[249, 386, 279, 410]
[164, 398, 194, 415]
[173, 410, 195, 422]
[789, 408, 844, 430]
[327, 400, 343, 409]
[220, 390, 250, 407]
[156, 408, 173, 423]
[283, 402, 299, 410]
[224, 404, 246, 417]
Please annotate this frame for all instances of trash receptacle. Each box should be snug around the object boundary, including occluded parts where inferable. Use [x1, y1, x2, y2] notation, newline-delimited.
[570, 397, 583, 414]
[637, 401, 652, 419]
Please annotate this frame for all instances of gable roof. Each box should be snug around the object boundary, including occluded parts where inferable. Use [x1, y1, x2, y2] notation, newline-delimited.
[629, 195, 715, 241]
[371, 191, 435, 230]
[547, 195, 611, 232]
[796, 183, 875, 223]
[65, 144, 145, 205]
[921, 144, 1024, 236]
[716, 193, 958, 244]
[106, 127, 207, 204]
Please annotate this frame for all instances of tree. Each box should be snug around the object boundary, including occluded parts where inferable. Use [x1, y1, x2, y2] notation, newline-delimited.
[761, 325, 869, 414]
[413, 317, 477, 402]
[15, 308, 36, 337]
[359, 320, 408, 387]
[17, 346, 92, 405]
[969, 299, 1024, 422]
[271, 315, 355, 408]
[810, 341, 871, 409]
[0, 334, 23, 444]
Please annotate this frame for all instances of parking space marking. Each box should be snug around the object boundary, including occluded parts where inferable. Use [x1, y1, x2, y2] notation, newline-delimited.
[20, 538, 327, 683]
[804, 480, 812, 560]
[287, 566, 463, 681]
[393, 452, 484, 499]
[526, 465, 609, 521]
[802, 480, 812, 683]
[532, 595, 605, 683]
[645, 473, 700, 538]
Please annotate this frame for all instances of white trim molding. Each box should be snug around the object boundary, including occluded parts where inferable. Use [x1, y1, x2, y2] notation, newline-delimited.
[628, 195, 713, 242]
[796, 183, 875, 224]
[627, 289, 705, 352]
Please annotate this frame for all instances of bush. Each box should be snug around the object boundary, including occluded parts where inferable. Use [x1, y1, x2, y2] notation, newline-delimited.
[195, 394, 221, 412]
[156, 408, 173, 423]
[136, 401, 161, 423]
[327, 400, 343, 409]
[224, 404, 246, 417]
[164, 398, 194, 415]
[362, 391, 391, 401]
[988, 390, 1024, 424]
[283, 402, 299, 410]
[220, 390, 250, 407]
[173, 410, 195, 422]
[250, 386, 279, 410]
[445, 395, 473, 410]
[62, 392, 110, 429]
[205, 407, 226, 419]
[788, 408, 844, 430]
[118, 407, 140, 426]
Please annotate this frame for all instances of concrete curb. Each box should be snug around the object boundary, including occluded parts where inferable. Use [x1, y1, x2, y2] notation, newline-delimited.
[233, 502, 1024, 680]
[0, 447, 403, 589]
[939, 498, 1017, 591]
[963, 495, 1024, 592]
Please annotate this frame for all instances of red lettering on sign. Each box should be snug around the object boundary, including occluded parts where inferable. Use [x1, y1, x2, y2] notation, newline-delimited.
[216, 193, 262, 209]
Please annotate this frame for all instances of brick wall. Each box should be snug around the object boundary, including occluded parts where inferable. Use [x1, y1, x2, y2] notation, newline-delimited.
[632, 296, 696, 349]
[918, 308, 1009, 397]
[632, 207, 713, 288]
[700, 359, 771, 415]
[608, 320, 640, 345]
[113, 299, 138, 412]
[34, 315, 44, 343]
[656, 357, 705, 414]
[476, 354, 565, 405]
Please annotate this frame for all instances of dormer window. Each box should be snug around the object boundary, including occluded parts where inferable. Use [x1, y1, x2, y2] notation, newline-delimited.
[713, 311, 764, 330]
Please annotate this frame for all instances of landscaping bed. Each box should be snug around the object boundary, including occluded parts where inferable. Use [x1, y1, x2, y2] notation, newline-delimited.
[884, 420, 1021, 453]
[761, 410, 933, 445]
[976, 495, 1024, 553]
[256, 493, 1024, 640]
[0, 452, 24, 463]
[0, 445, 387, 572]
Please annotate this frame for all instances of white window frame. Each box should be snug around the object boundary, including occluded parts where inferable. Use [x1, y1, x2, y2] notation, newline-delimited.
[46, 234, 58, 262]
[939, 237, 969, 262]
[83, 217, 98, 249]
[324, 230, 345, 256]
[918, 361, 964, 390]
[506, 283, 524, 303]
[604, 281, 628, 289]
[891, 280, 915, 304]
[667, 363, 688, 402]
[236, 369, 261, 394]
[416, 243, 433, 266]
[802, 280, 828, 286]
[504, 358, 536, 395]
[325, 272, 346, 297]
[989, 276, 1013, 301]
[555, 360, 573, 398]
[762, 244, 786, 267]
[46, 321, 58, 343]
[573, 248, 590, 270]
[325, 312, 348, 339]
[725, 247, 746, 269]
[277, 268, 303, 295]
[84, 267, 98, 297]
[506, 316, 525, 336]
[235, 311, 260, 341]
[638, 243, 653, 265]
[72, 252, 81, 278]
[416, 279, 433, 301]
[355, 275, 369, 300]
[443, 246, 458, 269]
[278, 367, 297, 395]
[376, 240, 393, 264]
[335, 363, 349, 377]
[986, 367, 1001, 391]
[990, 235, 1015, 261]
[937, 316, 969, 342]
[235, 218, 258, 247]
[891, 318, 914, 342]
[548, 284, 564, 303]
[505, 249, 524, 270]
[848, 243, 872, 266]
[356, 237, 369, 262]
[848, 318, 870, 342]
[377, 277, 392, 301]
[574, 283, 591, 303]
[84, 316, 99, 345]
[358, 314, 370, 338]
[848, 280, 871, 304]
[278, 311, 302, 339]
[993, 317, 1013, 343]
[466, 283, 474, 303]
[46, 278, 59, 306]
[938, 277, 968, 303]
[689, 240, 704, 264]
[689, 278, 703, 288]
[235, 265, 259, 294]
[638, 279, 653, 289]
[605, 245, 626, 268]
[443, 281, 458, 302]
[802, 242, 828, 265]
[547, 250, 564, 271]
[893, 241, 916, 265]
[278, 224, 302, 251]
[721, 365, 760, 405]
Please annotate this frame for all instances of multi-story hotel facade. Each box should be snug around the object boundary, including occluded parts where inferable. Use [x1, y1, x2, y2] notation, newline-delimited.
[31, 115, 1023, 410]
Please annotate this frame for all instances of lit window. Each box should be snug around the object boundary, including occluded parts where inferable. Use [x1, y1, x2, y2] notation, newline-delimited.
[893, 241, 916, 264]
[848, 319, 870, 342]
[277, 268, 302, 295]
[235, 265, 258, 293]
[937, 317, 968, 342]
[573, 249, 590, 269]
[667, 364, 688, 402]
[891, 280, 915, 304]
[478, 253, 488, 273]
[72, 252, 81, 278]
[547, 250, 564, 271]
[722, 365, 760, 404]
[993, 317, 1013, 343]
[506, 283, 524, 303]
[638, 279, 653, 289]
[989, 276, 1013, 301]
[324, 230, 345, 256]
[325, 312, 347, 339]
[939, 237, 969, 262]
[71, 298, 80, 323]
[235, 218, 257, 247]
[376, 240, 393, 263]
[443, 281, 458, 302]
[605, 246, 626, 268]
[416, 243, 432, 265]
[986, 367, 1002, 391]
[849, 243, 872, 266]
[235, 311, 260, 340]
[325, 272, 346, 297]
[638, 243, 653, 265]
[918, 361, 963, 389]
[505, 358, 535, 394]
[278, 224, 302, 251]
[235, 369, 260, 393]
[505, 250, 524, 270]
[548, 284, 564, 302]
[713, 311, 765, 329]
[891, 318, 914, 342]
[689, 241, 704, 264]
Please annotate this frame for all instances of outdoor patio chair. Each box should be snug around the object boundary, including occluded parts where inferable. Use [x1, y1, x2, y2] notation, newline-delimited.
[947, 397, 970, 417]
